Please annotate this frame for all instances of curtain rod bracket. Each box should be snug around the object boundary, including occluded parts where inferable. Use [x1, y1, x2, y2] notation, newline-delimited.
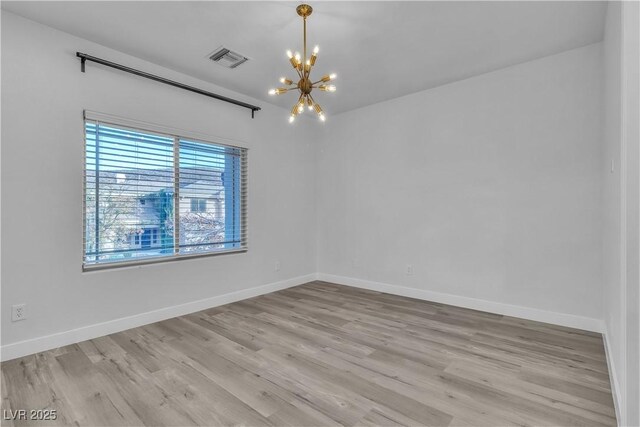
[76, 52, 260, 118]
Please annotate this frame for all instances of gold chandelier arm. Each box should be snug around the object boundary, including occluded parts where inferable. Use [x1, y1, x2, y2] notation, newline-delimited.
[293, 93, 303, 110]
[270, 86, 296, 95]
[305, 59, 314, 79]
[313, 74, 335, 85]
[308, 93, 317, 107]
[293, 65, 303, 79]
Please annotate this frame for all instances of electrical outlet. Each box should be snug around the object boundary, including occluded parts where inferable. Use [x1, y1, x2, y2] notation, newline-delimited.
[406, 265, 414, 276]
[12, 304, 27, 322]
[275, 261, 281, 272]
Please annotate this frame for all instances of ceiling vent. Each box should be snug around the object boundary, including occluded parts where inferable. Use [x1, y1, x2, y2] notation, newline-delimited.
[208, 47, 249, 69]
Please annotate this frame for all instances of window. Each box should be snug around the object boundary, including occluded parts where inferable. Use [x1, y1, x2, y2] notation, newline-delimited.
[190, 198, 207, 213]
[84, 114, 247, 269]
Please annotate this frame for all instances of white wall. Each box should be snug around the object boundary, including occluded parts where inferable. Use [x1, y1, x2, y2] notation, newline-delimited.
[602, 2, 625, 420]
[602, 1, 640, 425]
[621, 5, 640, 424]
[0, 11, 318, 357]
[317, 43, 604, 327]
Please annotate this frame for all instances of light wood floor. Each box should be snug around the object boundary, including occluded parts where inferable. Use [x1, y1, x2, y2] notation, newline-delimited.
[2, 281, 616, 427]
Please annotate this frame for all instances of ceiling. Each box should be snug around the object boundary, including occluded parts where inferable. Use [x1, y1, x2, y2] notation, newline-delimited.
[2, 1, 607, 115]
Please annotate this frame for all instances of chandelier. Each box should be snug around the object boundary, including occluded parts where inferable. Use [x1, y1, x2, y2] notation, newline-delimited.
[269, 4, 336, 123]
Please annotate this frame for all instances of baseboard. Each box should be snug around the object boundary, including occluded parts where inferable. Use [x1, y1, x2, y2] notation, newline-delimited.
[1, 272, 605, 362]
[0, 273, 316, 362]
[316, 273, 604, 333]
[603, 331, 624, 426]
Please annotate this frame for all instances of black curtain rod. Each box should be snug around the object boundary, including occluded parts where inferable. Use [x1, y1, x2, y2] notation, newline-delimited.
[76, 52, 261, 118]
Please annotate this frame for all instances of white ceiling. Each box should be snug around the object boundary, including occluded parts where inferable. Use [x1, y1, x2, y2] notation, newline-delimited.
[2, 1, 607, 115]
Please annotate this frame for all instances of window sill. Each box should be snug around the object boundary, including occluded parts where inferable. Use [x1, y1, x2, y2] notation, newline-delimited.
[82, 247, 248, 272]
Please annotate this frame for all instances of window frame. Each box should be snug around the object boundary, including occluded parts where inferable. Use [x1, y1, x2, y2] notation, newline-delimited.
[82, 111, 248, 271]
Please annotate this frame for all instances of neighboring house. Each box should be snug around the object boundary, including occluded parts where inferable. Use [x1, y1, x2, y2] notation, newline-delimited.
[178, 180, 225, 250]
[86, 167, 225, 258]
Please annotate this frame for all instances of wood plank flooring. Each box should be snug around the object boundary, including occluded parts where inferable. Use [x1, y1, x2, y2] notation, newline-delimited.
[1, 281, 616, 426]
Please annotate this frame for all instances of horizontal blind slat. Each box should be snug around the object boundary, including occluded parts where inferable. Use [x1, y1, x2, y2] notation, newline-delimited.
[85, 119, 247, 268]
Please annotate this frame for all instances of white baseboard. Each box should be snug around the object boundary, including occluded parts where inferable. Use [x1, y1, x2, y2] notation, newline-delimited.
[602, 331, 624, 426]
[1, 272, 606, 363]
[0, 273, 317, 362]
[316, 273, 604, 333]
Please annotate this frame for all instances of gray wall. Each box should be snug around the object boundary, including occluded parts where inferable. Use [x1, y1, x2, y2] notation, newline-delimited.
[1, 12, 318, 349]
[317, 43, 604, 321]
[602, 2, 640, 425]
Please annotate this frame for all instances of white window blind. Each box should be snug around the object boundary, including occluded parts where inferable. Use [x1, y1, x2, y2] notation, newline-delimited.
[83, 114, 247, 269]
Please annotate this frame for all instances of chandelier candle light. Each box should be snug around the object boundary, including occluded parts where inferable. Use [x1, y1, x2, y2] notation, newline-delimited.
[269, 4, 336, 123]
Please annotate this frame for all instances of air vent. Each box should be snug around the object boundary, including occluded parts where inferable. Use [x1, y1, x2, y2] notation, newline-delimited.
[208, 47, 249, 69]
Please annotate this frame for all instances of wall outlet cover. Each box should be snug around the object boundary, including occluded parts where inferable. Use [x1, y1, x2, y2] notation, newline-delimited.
[12, 304, 27, 322]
